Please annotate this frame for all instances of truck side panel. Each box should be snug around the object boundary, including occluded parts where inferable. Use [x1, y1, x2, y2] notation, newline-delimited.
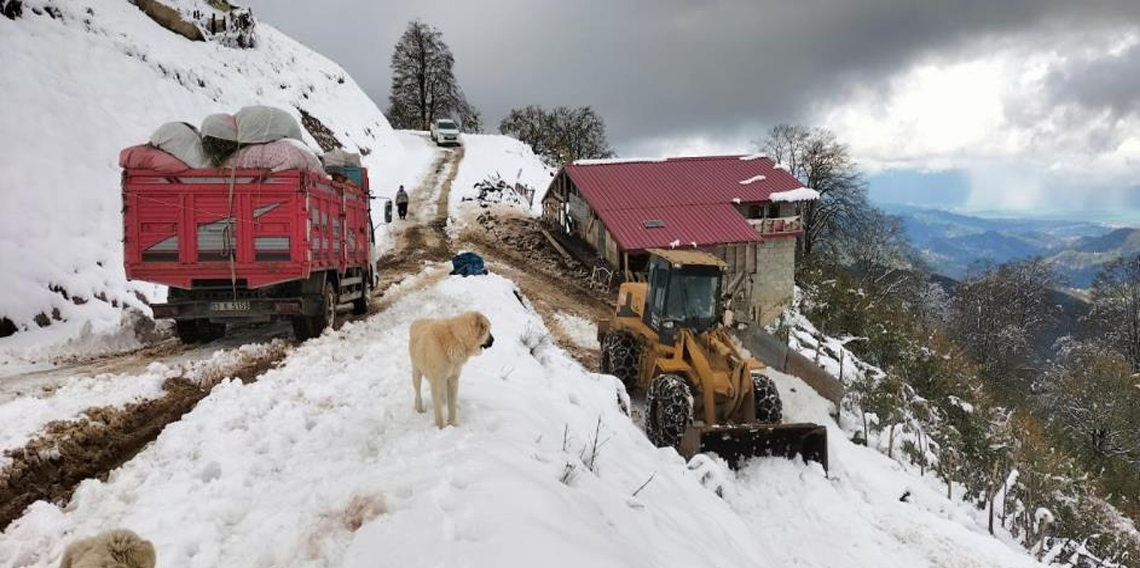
[123, 169, 371, 290]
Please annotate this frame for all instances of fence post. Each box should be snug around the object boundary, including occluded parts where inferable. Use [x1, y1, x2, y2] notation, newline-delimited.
[839, 348, 845, 383]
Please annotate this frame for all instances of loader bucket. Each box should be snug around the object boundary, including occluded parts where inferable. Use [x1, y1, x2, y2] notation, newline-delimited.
[681, 422, 829, 473]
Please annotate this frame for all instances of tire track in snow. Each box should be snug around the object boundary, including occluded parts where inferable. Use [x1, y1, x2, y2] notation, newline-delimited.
[0, 140, 466, 530]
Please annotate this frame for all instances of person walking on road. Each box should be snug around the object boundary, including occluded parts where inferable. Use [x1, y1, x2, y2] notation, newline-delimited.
[395, 185, 409, 220]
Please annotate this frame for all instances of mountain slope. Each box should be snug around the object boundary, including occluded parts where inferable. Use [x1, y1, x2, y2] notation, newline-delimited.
[882, 204, 1135, 286]
[0, 0, 422, 346]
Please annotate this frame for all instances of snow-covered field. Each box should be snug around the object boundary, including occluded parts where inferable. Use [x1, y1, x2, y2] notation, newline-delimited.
[0, 0, 420, 354]
[0, 269, 1045, 568]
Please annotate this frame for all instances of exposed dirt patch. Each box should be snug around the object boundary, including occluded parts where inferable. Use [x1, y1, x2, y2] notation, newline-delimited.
[456, 210, 613, 369]
[297, 107, 343, 152]
[372, 145, 462, 311]
[0, 140, 462, 531]
[0, 345, 287, 530]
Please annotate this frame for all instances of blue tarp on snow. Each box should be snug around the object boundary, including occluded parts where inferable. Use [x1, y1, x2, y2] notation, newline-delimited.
[450, 252, 489, 277]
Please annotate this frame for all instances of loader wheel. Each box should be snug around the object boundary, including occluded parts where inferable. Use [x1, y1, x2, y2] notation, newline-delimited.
[752, 373, 783, 424]
[600, 331, 642, 392]
[646, 374, 694, 449]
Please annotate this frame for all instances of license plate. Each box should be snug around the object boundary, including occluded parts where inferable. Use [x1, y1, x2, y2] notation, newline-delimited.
[211, 301, 251, 312]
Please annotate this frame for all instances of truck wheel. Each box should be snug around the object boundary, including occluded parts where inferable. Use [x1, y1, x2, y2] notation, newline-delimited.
[752, 373, 783, 424]
[600, 331, 642, 392]
[313, 281, 337, 333]
[645, 374, 694, 449]
[291, 317, 315, 341]
[198, 321, 226, 342]
[175, 320, 200, 343]
[352, 278, 369, 316]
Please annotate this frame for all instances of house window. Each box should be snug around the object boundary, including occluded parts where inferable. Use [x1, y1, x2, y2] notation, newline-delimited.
[748, 205, 762, 219]
[768, 203, 781, 218]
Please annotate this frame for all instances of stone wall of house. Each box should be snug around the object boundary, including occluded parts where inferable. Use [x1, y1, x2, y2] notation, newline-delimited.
[751, 236, 796, 326]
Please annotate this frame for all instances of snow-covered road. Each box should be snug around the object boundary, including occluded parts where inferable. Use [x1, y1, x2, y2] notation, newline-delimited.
[1, 269, 1045, 568]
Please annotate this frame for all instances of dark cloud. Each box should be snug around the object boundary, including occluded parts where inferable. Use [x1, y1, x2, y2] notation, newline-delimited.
[243, 0, 1140, 153]
[1047, 41, 1140, 117]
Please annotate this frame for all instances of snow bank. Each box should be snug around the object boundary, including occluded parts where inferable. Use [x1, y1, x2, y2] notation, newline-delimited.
[448, 134, 553, 230]
[770, 187, 821, 202]
[572, 157, 667, 165]
[553, 312, 600, 350]
[0, 270, 1048, 567]
[0, 272, 766, 568]
[0, 0, 414, 348]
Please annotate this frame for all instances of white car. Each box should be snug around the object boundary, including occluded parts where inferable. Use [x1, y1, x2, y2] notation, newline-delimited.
[430, 118, 461, 146]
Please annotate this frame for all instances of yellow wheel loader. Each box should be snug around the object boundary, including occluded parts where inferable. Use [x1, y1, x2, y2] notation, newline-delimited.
[598, 249, 828, 470]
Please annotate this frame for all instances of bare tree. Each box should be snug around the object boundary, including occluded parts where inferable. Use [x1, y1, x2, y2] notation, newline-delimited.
[949, 258, 1060, 392]
[1088, 255, 1140, 371]
[1041, 339, 1140, 466]
[499, 105, 614, 166]
[761, 124, 865, 259]
[386, 20, 479, 131]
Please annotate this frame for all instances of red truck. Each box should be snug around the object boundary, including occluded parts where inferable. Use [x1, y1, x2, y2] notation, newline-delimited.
[122, 167, 378, 342]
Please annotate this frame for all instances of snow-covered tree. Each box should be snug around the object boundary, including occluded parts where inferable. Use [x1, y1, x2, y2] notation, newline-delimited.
[499, 105, 614, 166]
[949, 258, 1060, 396]
[1088, 254, 1140, 371]
[385, 20, 480, 131]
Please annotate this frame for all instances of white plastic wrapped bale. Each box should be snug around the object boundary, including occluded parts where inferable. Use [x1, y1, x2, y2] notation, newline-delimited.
[148, 121, 209, 169]
[320, 148, 362, 168]
[200, 113, 238, 142]
[223, 138, 324, 173]
[234, 105, 304, 144]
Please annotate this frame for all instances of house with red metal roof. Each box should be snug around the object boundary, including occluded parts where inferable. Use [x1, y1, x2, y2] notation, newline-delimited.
[541, 154, 818, 325]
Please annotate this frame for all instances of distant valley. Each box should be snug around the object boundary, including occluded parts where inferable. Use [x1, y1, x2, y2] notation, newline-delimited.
[880, 204, 1140, 288]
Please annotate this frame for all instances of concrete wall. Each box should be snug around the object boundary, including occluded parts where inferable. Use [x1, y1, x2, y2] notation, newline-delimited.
[752, 237, 796, 326]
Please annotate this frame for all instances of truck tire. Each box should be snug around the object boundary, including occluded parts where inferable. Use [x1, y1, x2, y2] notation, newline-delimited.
[352, 277, 369, 316]
[291, 317, 315, 341]
[600, 331, 642, 392]
[645, 374, 694, 449]
[292, 281, 337, 341]
[175, 320, 224, 343]
[752, 373, 783, 424]
[198, 321, 226, 342]
[175, 320, 200, 343]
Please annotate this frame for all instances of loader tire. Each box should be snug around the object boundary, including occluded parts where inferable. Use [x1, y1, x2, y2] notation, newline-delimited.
[646, 374, 694, 449]
[752, 373, 783, 424]
[600, 331, 642, 392]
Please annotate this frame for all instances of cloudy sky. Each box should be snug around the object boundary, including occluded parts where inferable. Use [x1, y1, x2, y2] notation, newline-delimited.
[245, 0, 1140, 219]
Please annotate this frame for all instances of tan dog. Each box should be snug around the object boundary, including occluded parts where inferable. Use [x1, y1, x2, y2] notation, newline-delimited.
[409, 311, 494, 428]
[59, 529, 156, 568]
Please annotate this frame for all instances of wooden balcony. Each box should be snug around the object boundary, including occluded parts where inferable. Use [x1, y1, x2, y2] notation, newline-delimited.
[747, 216, 803, 235]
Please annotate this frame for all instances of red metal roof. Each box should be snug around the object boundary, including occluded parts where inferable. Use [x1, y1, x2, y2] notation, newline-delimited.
[598, 204, 762, 252]
[562, 155, 805, 252]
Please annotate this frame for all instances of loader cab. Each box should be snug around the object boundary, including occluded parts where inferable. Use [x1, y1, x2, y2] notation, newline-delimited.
[643, 252, 724, 344]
